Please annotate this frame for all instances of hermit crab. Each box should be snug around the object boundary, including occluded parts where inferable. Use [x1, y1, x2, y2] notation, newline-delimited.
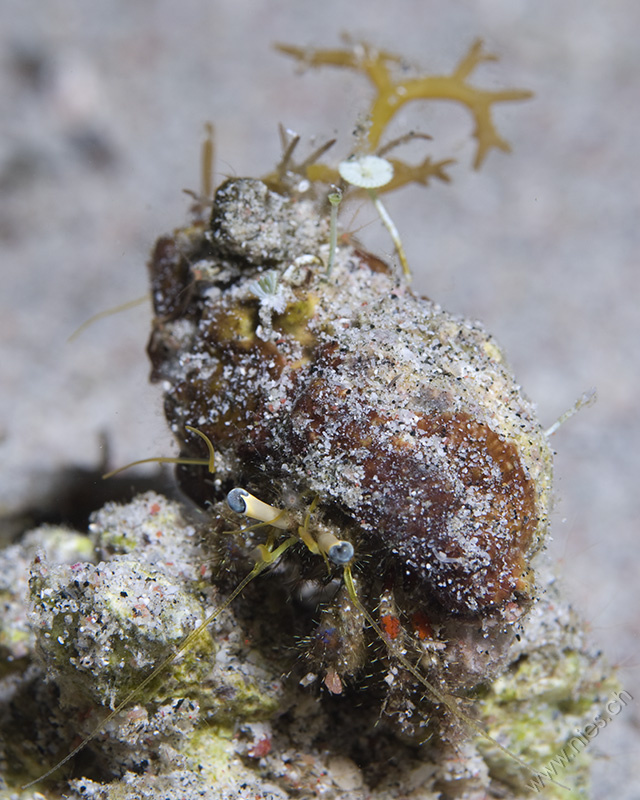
[146, 38, 551, 778]
[22, 39, 605, 799]
[144, 39, 550, 695]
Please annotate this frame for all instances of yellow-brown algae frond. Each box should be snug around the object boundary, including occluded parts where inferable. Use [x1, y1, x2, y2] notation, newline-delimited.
[383, 155, 455, 190]
[277, 39, 532, 169]
[183, 122, 216, 221]
[262, 127, 337, 195]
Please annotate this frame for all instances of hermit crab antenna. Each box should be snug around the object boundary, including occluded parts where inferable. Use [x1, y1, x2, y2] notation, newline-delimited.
[67, 295, 150, 343]
[227, 488, 291, 530]
[544, 388, 597, 437]
[187, 426, 216, 472]
[102, 426, 216, 479]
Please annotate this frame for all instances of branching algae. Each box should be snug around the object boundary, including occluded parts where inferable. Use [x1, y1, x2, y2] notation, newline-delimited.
[3, 39, 615, 800]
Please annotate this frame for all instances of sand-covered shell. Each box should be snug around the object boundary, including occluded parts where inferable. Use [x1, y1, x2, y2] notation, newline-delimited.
[148, 177, 553, 616]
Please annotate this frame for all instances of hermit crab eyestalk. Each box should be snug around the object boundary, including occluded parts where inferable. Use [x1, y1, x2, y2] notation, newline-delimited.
[227, 488, 291, 529]
[316, 531, 354, 565]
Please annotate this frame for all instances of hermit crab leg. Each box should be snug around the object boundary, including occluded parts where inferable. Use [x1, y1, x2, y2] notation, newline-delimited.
[341, 566, 569, 792]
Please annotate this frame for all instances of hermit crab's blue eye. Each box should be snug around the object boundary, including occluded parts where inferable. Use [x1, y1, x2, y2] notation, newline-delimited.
[326, 540, 354, 565]
[226, 487, 250, 514]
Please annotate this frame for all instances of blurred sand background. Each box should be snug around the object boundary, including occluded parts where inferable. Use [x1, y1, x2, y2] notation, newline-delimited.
[1, 1, 639, 796]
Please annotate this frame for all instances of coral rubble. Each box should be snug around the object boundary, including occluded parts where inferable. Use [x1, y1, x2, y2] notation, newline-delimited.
[0, 39, 615, 800]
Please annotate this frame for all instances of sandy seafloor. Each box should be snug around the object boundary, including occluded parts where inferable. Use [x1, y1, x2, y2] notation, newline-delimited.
[1, 1, 639, 797]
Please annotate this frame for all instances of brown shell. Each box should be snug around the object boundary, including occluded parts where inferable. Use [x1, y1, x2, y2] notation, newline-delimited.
[147, 178, 553, 615]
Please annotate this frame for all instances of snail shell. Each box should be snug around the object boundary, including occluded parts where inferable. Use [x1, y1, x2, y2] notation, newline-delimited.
[148, 178, 553, 615]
